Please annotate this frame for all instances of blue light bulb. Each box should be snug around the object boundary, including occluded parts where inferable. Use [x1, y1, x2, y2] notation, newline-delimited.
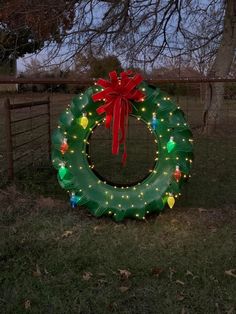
[151, 113, 158, 130]
[70, 192, 81, 208]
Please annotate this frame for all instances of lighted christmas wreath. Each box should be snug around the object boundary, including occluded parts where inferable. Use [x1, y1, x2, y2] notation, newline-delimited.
[51, 71, 193, 221]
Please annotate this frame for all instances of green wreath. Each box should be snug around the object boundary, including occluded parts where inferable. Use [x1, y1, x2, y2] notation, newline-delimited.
[51, 71, 193, 221]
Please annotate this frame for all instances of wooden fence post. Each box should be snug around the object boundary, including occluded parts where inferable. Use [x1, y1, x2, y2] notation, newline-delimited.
[47, 96, 51, 160]
[4, 98, 14, 180]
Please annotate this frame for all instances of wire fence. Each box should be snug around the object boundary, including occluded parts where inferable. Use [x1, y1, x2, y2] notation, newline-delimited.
[0, 78, 235, 205]
[3, 97, 51, 180]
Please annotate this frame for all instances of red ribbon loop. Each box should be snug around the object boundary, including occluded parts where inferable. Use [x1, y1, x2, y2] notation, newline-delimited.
[92, 70, 145, 166]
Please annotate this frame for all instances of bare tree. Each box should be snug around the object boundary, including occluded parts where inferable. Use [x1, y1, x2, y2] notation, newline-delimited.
[1, 0, 235, 131]
[202, 0, 236, 132]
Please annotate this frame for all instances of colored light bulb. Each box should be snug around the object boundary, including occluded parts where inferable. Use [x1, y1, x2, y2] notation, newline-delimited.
[162, 195, 168, 204]
[167, 136, 176, 153]
[80, 113, 88, 129]
[60, 139, 68, 154]
[59, 162, 67, 180]
[173, 165, 182, 182]
[167, 193, 175, 208]
[70, 192, 81, 208]
[151, 113, 158, 130]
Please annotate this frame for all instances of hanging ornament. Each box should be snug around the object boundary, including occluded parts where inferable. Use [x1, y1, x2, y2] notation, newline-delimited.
[167, 193, 175, 208]
[59, 162, 67, 180]
[60, 138, 68, 155]
[167, 136, 176, 153]
[80, 113, 88, 129]
[151, 112, 158, 130]
[173, 165, 182, 182]
[70, 192, 81, 208]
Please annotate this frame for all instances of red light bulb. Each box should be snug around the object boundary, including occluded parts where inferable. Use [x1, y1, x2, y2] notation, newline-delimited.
[173, 165, 181, 182]
[60, 139, 68, 154]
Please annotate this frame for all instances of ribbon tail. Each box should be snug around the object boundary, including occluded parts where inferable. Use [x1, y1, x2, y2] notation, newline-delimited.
[105, 114, 112, 128]
[119, 102, 125, 145]
[122, 146, 127, 166]
[96, 101, 114, 128]
[112, 98, 122, 155]
[121, 101, 129, 166]
[119, 100, 129, 143]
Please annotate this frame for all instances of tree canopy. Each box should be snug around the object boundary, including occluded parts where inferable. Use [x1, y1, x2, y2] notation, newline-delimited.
[0, 0, 75, 61]
[74, 54, 122, 78]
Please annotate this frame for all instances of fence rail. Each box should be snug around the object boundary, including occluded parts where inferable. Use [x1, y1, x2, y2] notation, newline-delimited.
[4, 97, 51, 180]
[0, 77, 236, 85]
[0, 78, 235, 184]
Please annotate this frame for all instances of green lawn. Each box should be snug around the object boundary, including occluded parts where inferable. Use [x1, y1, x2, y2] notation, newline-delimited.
[0, 186, 235, 314]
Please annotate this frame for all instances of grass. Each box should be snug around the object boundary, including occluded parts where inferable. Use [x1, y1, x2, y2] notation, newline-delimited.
[0, 131, 235, 313]
[0, 90, 236, 313]
[0, 187, 235, 314]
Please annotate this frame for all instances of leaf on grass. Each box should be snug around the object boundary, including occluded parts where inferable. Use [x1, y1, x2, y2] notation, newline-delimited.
[62, 230, 73, 238]
[225, 269, 236, 278]
[169, 267, 176, 281]
[176, 279, 185, 285]
[93, 225, 104, 232]
[118, 269, 131, 280]
[82, 272, 92, 281]
[119, 286, 130, 293]
[207, 225, 217, 232]
[108, 302, 118, 311]
[227, 307, 234, 314]
[186, 270, 193, 277]
[176, 293, 185, 301]
[98, 279, 108, 284]
[24, 300, 31, 310]
[151, 267, 164, 277]
[210, 227, 217, 233]
[12, 227, 17, 234]
[215, 302, 221, 314]
[32, 264, 41, 277]
[181, 306, 189, 314]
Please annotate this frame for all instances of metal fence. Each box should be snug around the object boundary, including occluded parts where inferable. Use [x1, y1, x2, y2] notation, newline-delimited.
[0, 78, 235, 198]
[3, 97, 51, 180]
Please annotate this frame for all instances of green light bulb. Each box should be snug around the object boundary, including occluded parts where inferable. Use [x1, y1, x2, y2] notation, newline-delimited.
[167, 136, 176, 153]
[59, 163, 67, 180]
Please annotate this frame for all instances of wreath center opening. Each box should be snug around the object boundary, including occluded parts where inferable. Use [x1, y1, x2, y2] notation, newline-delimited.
[87, 116, 157, 187]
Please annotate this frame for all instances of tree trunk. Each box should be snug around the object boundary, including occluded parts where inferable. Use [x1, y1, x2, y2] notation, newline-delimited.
[203, 0, 236, 133]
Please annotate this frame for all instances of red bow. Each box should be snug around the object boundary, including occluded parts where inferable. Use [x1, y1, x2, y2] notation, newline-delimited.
[92, 70, 145, 165]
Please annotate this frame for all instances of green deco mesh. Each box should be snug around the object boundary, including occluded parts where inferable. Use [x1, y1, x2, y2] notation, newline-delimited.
[51, 82, 193, 221]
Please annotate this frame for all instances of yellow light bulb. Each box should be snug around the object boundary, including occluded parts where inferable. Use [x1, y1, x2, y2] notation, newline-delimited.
[167, 194, 175, 209]
[80, 113, 88, 129]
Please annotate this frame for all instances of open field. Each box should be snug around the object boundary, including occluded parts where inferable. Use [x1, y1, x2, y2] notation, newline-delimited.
[0, 87, 236, 313]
